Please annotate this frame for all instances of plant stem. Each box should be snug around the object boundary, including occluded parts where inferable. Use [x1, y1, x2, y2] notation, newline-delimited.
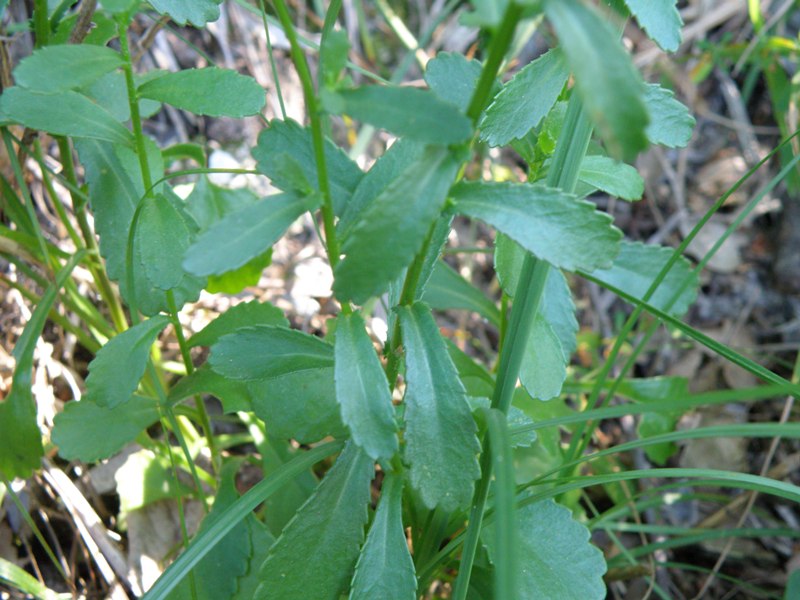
[453, 93, 594, 600]
[272, 0, 350, 314]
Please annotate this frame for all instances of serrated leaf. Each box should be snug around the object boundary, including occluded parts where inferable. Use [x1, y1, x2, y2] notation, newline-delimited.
[643, 83, 695, 148]
[421, 260, 500, 327]
[399, 303, 480, 511]
[578, 155, 644, 201]
[85, 316, 170, 408]
[624, 0, 682, 52]
[322, 86, 473, 144]
[424, 52, 482, 112]
[349, 472, 416, 600]
[0, 88, 133, 145]
[484, 499, 607, 599]
[249, 367, 346, 443]
[337, 138, 423, 238]
[189, 301, 287, 348]
[334, 313, 398, 461]
[583, 240, 698, 316]
[257, 442, 374, 600]
[334, 147, 460, 304]
[183, 193, 316, 277]
[136, 194, 192, 290]
[231, 515, 275, 599]
[209, 325, 333, 380]
[148, 0, 223, 26]
[168, 365, 254, 414]
[519, 313, 567, 401]
[480, 49, 569, 147]
[13, 44, 123, 92]
[52, 396, 160, 462]
[451, 181, 622, 272]
[253, 119, 363, 215]
[168, 461, 251, 600]
[0, 254, 82, 479]
[544, 0, 648, 160]
[138, 68, 265, 117]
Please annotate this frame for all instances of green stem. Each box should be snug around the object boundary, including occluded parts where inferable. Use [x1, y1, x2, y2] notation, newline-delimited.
[453, 93, 594, 599]
[32, 0, 50, 47]
[259, 0, 287, 119]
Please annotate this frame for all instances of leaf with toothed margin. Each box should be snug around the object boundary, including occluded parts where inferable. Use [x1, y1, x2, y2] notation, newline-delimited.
[643, 83, 695, 149]
[624, 0, 683, 52]
[578, 155, 644, 201]
[148, 0, 223, 27]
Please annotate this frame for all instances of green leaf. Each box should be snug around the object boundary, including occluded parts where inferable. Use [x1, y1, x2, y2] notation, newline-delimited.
[643, 83, 695, 148]
[116, 449, 193, 513]
[322, 86, 473, 144]
[206, 249, 272, 294]
[148, 0, 223, 26]
[184, 176, 260, 231]
[480, 49, 569, 147]
[249, 367, 346, 443]
[52, 396, 160, 462]
[469, 398, 537, 449]
[519, 313, 567, 401]
[483, 499, 607, 600]
[461, 0, 508, 28]
[12, 44, 123, 92]
[578, 155, 644, 201]
[0, 556, 66, 600]
[583, 240, 698, 317]
[334, 313, 398, 461]
[0, 253, 82, 480]
[348, 472, 416, 600]
[0, 88, 133, 145]
[785, 569, 800, 600]
[257, 442, 374, 600]
[334, 147, 460, 304]
[624, 0, 682, 52]
[544, 0, 648, 160]
[100, 0, 138, 14]
[168, 365, 254, 414]
[85, 316, 170, 408]
[399, 303, 480, 511]
[189, 301, 287, 348]
[232, 516, 275, 599]
[424, 52, 482, 113]
[451, 181, 622, 272]
[448, 342, 495, 398]
[320, 29, 350, 88]
[183, 193, 316, 277]
[138, 68, 265, 117]
[421, 260, 501, 327]
[209, 326, 333, 380]
[137, 194, 193, 290]
[168, 461, 251, 600]
[81, 71, 161, 122]
[252, 119, 363, 215]
[337, 138, 423, 238]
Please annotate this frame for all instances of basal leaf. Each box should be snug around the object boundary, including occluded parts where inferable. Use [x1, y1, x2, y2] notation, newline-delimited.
[480, 49, 568, 147]
[421, 260, 501, 327]
[578, 155, 644, 201]
[0, 254, 82, 479]
[189, 301, 287, 348]
[0, 88, 133, 145]
[424, 52, 483, 113]
[348, 472, 416, 600]
[399, 303, 480, 511]
[249, 367, 346, 444]
[334, 313, 398, 461]
[183, 193, 316, 277]
[624, 0, 682, 52]
[484, 499, 607, 600]
[138, 68, 265, 117]
[322, 86, 473, 144]
[519, 313, 567, 401]
[52, 396, 160, 462]
[257, 442, 374, 600]
[452, 181, 622, 272]
[583, 240, 698, 316]
[209, 325, 333, 380]
[137, 194, 192, 290]
[643, 83, 695, 148]
[148, 0, 223, 26]
[544, 0, 648, 160]
[334, 147, 460, 304]
[84, 315, 170, 408]
[13, 44, 123, 92]
[252, 119, 363, 215]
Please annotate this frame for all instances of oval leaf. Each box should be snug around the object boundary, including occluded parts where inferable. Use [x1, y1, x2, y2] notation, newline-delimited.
[137, 194, 193, 290]
[643, 83, 695, 149]
[13, 44, 123, 92]
[578, 155, 644, 201]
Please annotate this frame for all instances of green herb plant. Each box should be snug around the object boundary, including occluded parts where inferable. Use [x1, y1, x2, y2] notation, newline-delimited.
[2, 0, 799, 598]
